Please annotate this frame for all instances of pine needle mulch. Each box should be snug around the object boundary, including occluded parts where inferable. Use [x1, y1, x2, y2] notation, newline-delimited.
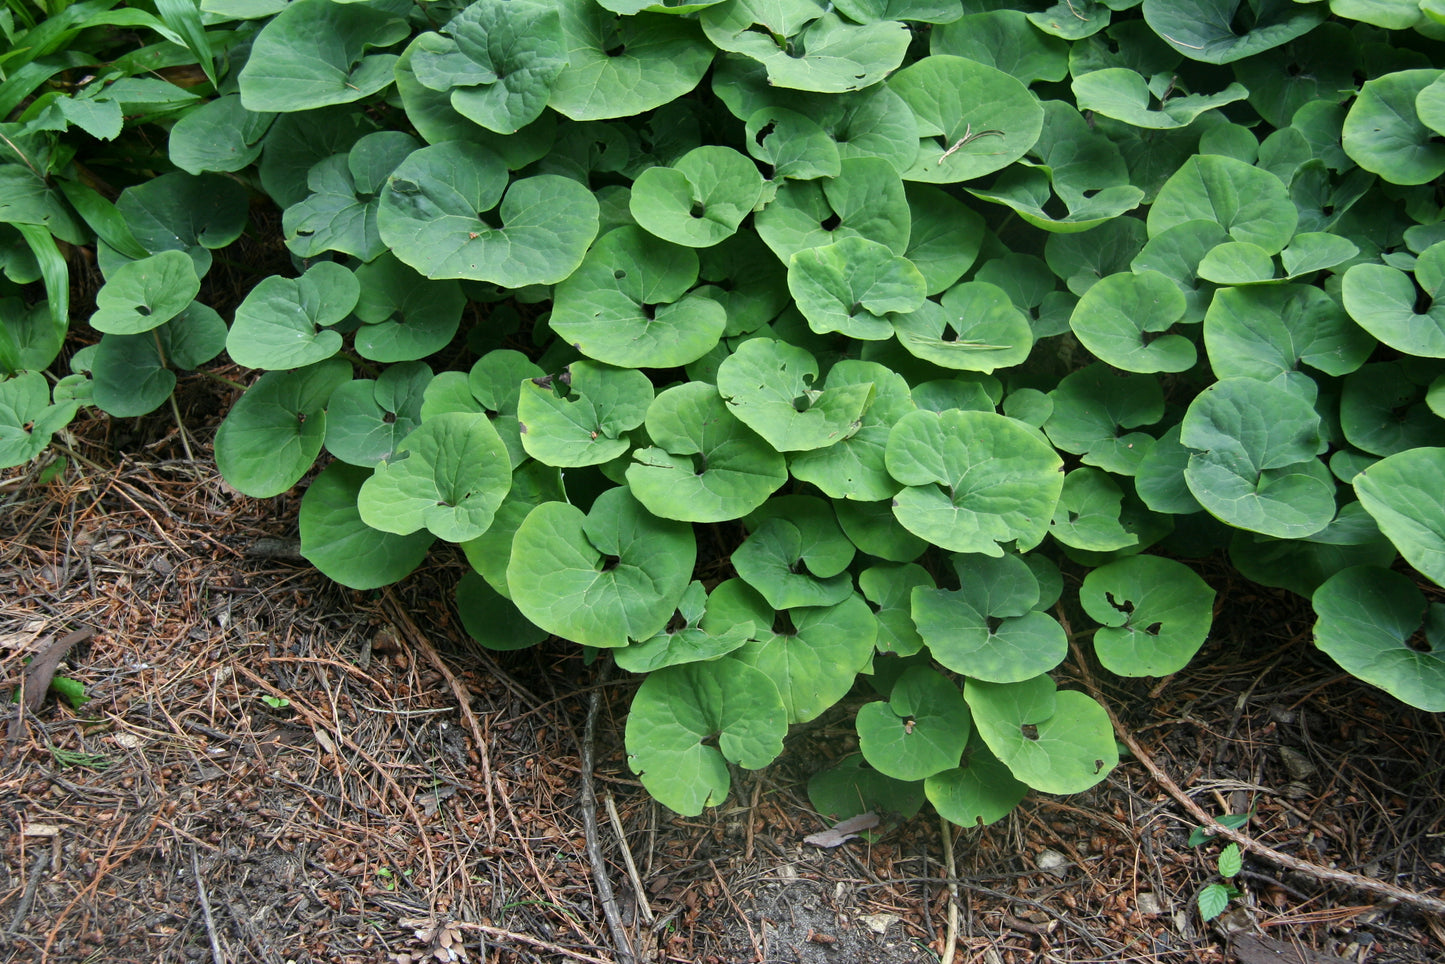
[3, 418, 1444, 964]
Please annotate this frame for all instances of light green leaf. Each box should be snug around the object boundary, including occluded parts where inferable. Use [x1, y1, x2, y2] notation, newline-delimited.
[227, 262, 357, 371]
[1354, 447, 1445, 585]
[283, 131, 420, 261]
[631, 146, 765, 248]
[1206, 284, 1373, 386]
[0, 372, 77, 468]
[755, 155, 911, 263]
[508, 486, 696, 648]
[615, 582, 754, 673]
[215, 358, 352, 498]
[1074, 68, 1249, 129]
[1342, 69, 1445, 185]
[1081, 555, 1215, 676]
[788, 360, 914, 501]
[1050, 468, 1139, 552]
[517, 360, 653, 467]
[1141, 0, 1324, 64]
[701, 1, 910, 93]
[239, 0, 407, 112]
[323, 361, 431, 467]
[857, 667, 970, 782]
[1342, 253, 1445, 357]
[733, 517, 853, 611]
[789, 236, 925, 340]
[89, 251, 199, 335]
[925, 740, 1028, 828]
[168, 93, 274, 175]
[716, 338, 875, 452]
[931, 10, 1069, 86]
[1148, 154, 1298, 254]
[352, 254, 466, 363]
[966, 676, 1118, 794]
[1069, 270, 1194, 373]
[893, 284, 1033, 373]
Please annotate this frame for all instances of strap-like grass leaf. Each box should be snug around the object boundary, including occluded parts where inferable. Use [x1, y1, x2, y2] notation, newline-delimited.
[299, 462, 435, 591]
[625, 658, 786, 815]
[886, 408, 1064, 556]
[508, 486, 696, 648]
[1312, 566, 1445, 712]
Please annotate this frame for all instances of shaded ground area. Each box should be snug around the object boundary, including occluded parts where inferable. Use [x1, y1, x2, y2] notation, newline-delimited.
[3, 415, 1444, 964]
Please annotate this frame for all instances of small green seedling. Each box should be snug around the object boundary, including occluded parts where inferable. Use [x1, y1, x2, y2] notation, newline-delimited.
[260, 695, 291, 709]
[1190, 812, 1250, 922]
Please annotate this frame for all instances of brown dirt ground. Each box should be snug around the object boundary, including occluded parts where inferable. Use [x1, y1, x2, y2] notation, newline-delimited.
[3, 405, 1445, 964]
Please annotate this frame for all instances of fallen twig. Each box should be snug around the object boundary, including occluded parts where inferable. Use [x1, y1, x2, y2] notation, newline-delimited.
[939, 816, 959, 964]
[1059, 608, 1445, 920]
[580, 659, 634, 964]
[605, 792, 653, 924]
[451, 922, 616, 964]
[191, 847, 226, 964]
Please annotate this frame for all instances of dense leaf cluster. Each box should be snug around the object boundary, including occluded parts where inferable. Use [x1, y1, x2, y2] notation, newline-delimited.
[4, 0, 1445, 825]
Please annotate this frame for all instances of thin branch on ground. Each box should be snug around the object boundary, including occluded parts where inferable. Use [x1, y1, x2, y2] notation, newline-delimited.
[579, 658, 634, 964]
[191, 847, 226, 964]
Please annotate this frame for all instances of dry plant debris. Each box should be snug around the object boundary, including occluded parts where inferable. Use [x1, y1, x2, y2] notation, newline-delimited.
[2, 424, 1443, 964]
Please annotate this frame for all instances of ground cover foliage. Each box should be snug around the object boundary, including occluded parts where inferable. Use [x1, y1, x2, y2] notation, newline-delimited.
[3, 0, 1445, 829]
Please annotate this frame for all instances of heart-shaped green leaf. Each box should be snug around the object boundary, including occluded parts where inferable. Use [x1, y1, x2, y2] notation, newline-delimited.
[1080, 555, 1215, 677]
[966, 676, 1118, 794]
[299, 462, 435, 590]
[239, 0, 408, 112]
[517, 360, 653, 467]
[631, 146, 765, 247]
[1069, 270, 1194, 373]
[90, 251, 200, 335]
[215, 358, 352, 498]
[789, 236, 926, 340]
[1354, 447, 1445, 585]
[227, 261, 357, 371]
[716, 338, 875, 452]
[283, 131, 420, 261]
[857, 666, 971, 782]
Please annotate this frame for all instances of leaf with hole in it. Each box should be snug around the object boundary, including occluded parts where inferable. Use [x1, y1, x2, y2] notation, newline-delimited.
[1070, 271, 1193, 373]
[1342, 248, 1445, 357]
[925, 738, 1028, 828]
[911, 553, 1066, 683]
[755, 155, 912, 263]
[615, 581, 753, 673]
[1343, 69, 1445, 185]
[1148, 154, 1297, 255]
[716, 338, 875, 452]
[89, 251, 200, 335]
[1205, 284, 1373, 387]
[625, 381, 786, 523]
[886, 408, 1063, 556]
[215, 358, 352, 498]
[116, 173, 249, 276]
[550, 0, 714, 120]
[857, 666, 970, 782]
[893, 283, 1033, 373]
[0, 372, 78, 469]
[377, 141, 599, 286]
[631, 146, 765, 248]
[239, 0, 408, 112]
[810, 755, 925, 824]
[298, 461, 435, 590]
[788, 360, 914, 502]
[1181, 378, 1333, 539]
[226, 262, 357, 371]
[733, 517, 854, 610]
[701, 1, 910, 94]
[410, 0, 567, 134]
[283, 131, 420, 261]
[702, 578, 876, 724]
[966, 675, 1118, 794]
[1312, 566, 1445, 712]
[745, 106, 841, 180]
[517, 360, 653, 467]
[1354, 447, 1445, 586]
[625, 657, 786, 816]
[508, 486, 696, 648]
[323, 361, 432, 467]
[889, 55, 1043, 184]
[356, 412, 511, 543]
[1141, 0, 1324, 65]
[789, 236, 926, 341]
[550, 227, 726, 369]
[1081, 555, 1215, 677]
[91, 303, 226, 418]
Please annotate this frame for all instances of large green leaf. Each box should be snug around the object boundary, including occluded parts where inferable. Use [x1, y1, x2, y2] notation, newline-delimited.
[716, 338, 875, 452]
[885, 409, 1064, 556]
[625, 658, 786, 815]
[1312, 566, 1445, 712]
[733, 517, 853, 611]
[788, 360, 914, 501]
[1141, 0, 1325, 65]
[0, 372, 78, 469]
[788, 236, 926, 340]
[215, 358, 352, 498]
[508, 486, 696, 648]
[856, 666, 970, 782]
[754, 155, 911, 263]
[410, 0, 567, 134]
[89, 251, 199, 335]
[931, 10, 1068, 86]
[1080, 555, 1215, 677]
[1342, 69, 1445, 186]
[1206, 284, 1374, 384]
[115, 173, 248, 276]
[352, 254, 466, 363]
[239, 0, 408, 112]
[226, 262, 357, 371]
[517, 360, 653, 467]
[615, 582, 753, 673]
[1354, 447, 1445, 585]
[299, 462, 435, 590]
[892, 283, 1033, 373]
[1181, 378, 1334, 538]
[966, 676, 1118, 794]
[630, 146, 765, 248]
[550, 227, 726, 368]
[1069, 270, 1194, 373]
[283, 131, 420, 261]
[1148, 154, 1297, 254]
[626, 381, 787, 522]
[1074, 68, 1249, 130]
[323, 361, 431, 467]
[1342, 251, 1445, 357]
[377, 141, 599, 286]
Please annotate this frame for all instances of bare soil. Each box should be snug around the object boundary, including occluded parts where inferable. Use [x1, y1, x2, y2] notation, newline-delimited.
[3, 408, 1444, 964]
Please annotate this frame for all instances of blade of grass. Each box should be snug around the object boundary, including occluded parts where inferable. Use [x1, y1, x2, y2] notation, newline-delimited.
[14, 222, 68, 334]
